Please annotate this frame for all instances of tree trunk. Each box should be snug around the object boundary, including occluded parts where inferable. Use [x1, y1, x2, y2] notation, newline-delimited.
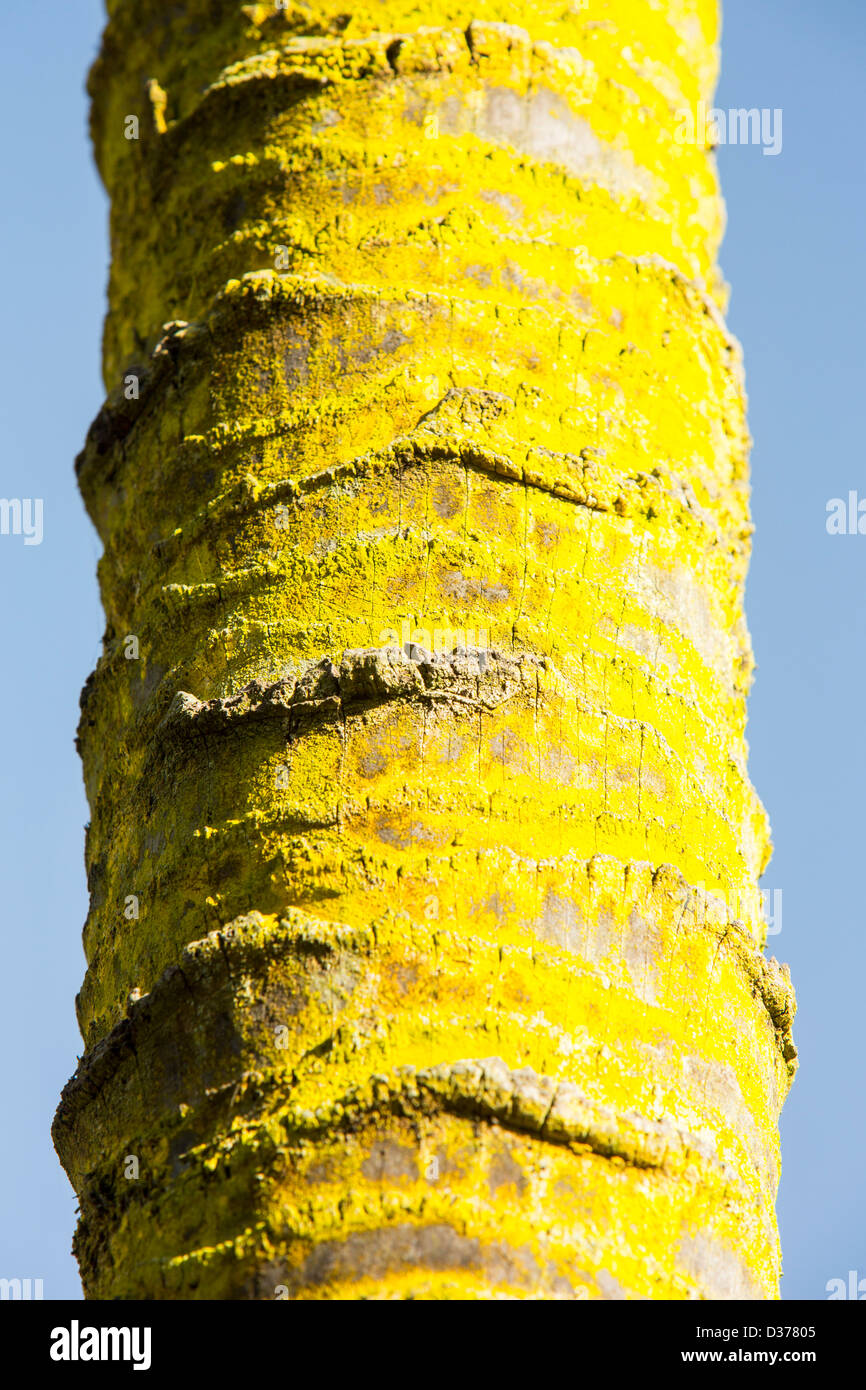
[54, 0, 796, 1300]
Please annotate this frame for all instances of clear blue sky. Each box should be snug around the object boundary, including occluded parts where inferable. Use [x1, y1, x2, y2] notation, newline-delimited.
[0, 0, 862, 1300]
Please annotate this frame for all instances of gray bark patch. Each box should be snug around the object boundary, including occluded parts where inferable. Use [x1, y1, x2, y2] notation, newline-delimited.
[361, 1139, 419, 1183]
[677, 1232, 763, 1300]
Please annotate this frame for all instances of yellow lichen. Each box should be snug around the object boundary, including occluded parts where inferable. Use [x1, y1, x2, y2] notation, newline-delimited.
[55, 0, 794, 1300]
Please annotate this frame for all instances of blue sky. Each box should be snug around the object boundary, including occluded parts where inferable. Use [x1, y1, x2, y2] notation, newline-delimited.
[716, 0, 866, 1300]
[0, 0, 862, 1300]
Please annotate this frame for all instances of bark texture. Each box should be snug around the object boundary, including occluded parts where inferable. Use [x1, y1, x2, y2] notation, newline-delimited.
[54, 0, 796, 1299]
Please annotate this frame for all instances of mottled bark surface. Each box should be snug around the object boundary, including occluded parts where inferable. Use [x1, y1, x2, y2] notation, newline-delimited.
[55, 0, 795, 1299]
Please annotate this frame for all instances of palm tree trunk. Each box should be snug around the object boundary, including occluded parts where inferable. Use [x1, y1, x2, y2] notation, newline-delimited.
[54, 0, 796, 1299]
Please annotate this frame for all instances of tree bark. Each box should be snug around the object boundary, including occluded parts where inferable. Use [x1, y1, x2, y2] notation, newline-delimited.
[54, 0, 796, 1299]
